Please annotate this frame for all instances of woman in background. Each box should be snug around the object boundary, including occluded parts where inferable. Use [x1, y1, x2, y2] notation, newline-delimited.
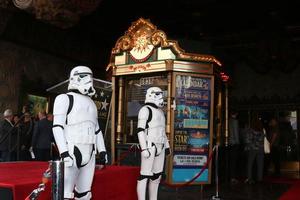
[244, 116, 265, 184]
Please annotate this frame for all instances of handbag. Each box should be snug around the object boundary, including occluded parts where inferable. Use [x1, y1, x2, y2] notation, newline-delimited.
[264, 137, 271, 154]
[263, 129, 270, 154]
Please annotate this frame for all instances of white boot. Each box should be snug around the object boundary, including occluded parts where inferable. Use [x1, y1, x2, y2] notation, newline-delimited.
[137, 178, 148, 200]
[148, 176, 161, 200]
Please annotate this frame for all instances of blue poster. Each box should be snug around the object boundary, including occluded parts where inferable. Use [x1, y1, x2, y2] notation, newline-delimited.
[173, 75, 211, 183]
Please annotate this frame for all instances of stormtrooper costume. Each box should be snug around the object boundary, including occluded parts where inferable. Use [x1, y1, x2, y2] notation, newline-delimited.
[52, 66, 106, 200]
[137, 87, 171, 200]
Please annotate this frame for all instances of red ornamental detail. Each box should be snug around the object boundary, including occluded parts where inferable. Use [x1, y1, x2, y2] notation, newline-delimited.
[129, 48, 154, 63]
[220, 72, 230, 82]
[129, 64, 151, 72]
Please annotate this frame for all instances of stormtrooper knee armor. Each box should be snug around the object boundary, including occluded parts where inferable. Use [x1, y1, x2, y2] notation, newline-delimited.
[137, 87, 171, 200]
[52, 66, 107, 199]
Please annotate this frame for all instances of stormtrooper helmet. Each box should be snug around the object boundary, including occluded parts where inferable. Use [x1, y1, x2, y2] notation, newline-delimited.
[68, 66, 96, 96]
[145, 87, 164, 107]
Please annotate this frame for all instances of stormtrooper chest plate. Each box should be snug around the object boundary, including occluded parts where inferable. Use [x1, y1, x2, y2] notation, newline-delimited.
[146, 107, 166, 144]
[66, 92, 98, 125]
[64, 93, 98, 144]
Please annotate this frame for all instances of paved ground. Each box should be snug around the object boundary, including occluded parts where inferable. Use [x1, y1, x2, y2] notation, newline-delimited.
[158, 181, 290, 200]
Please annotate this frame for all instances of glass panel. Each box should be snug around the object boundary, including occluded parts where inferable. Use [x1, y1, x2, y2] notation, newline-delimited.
[279, 111, 298, 161]
[124, 74, 168, 143]
[243, 110, 299, 174]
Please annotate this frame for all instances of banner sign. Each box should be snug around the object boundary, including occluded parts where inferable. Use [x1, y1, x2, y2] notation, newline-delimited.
[173, 154, 207, 166]
[93, 88, 112, 133]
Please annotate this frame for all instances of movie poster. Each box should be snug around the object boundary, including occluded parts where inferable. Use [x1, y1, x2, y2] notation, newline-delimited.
[28, 94, 48, 116]
[172, 75, 211, 183]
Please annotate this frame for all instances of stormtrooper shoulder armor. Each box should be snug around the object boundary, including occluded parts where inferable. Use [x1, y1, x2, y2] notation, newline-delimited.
[138, 106, 151, 130]
[53, 94, 69, 116]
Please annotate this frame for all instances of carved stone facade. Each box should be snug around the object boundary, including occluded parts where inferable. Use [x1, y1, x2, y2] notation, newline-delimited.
[0, 9, 12, 35]
[0, 55, 21, 114]
[0, 40, 74, 114]
[12, 0, 103, 28]
[230, 62, 300, 110]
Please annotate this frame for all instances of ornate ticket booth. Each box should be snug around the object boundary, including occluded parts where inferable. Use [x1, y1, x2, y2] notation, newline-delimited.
[107, 18, 226, 184]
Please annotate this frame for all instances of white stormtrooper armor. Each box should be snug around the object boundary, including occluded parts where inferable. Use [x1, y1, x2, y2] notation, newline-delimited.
[52, 66, 106, 200]
[137, 87, 171, 200]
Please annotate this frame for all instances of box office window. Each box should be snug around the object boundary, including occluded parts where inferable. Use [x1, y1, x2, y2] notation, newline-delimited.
[124, 74, 168, 143]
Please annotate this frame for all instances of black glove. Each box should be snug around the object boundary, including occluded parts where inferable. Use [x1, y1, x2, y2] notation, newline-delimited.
[99, 151, 107, 165]
[165, 148, 171, 156]
[60, 151, 74, 167]
[61, 151, 71, 159]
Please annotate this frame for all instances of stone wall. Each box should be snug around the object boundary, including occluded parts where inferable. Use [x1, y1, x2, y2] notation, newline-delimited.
[0, 51, 21, 113]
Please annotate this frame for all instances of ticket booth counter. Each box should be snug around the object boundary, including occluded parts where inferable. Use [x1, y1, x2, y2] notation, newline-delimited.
[107, 18, 225, 185]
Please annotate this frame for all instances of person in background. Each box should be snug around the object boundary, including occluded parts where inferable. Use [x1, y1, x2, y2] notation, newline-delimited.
[31, 110, 53, 161]
[13, 114, 21, 125]
[0, 109, 17, 162]
[46, 112, 58, 160]
[47, 113, 53, 122]
[13, 114, 23, 160]
[268, 117, 281, 176]
[19, 112, 34, 161]
[22, 105, 30, 114]
[244, 116, 265, 184]
[278, 114, 294, 165]
[228, 110, 240, 184]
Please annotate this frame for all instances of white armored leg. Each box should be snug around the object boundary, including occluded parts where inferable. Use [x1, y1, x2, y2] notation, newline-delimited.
[64, 164, 79, 199]
[137, 145, 156, 200]
[137, 178, 148, 200]
[149, 146, 165, 200]
[149, 175, 161, 200]
[74, 153, 95, 200]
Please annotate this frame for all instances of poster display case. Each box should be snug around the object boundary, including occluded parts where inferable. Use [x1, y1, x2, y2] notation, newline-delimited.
[172, 73, 213, 183]
[107, 18, 225, 184]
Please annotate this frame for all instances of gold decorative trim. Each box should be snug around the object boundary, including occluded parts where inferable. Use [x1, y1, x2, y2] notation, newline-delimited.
[110, 77, 116, 162]
[113, 61, 167, 76]
[151, 30, 168, 47]
[128, 63, 151, 72]
[116, 77, 124, 144]
[112, 36, 132, 54]
[173, 60, 213, 74]
[106, 18, 221, 71]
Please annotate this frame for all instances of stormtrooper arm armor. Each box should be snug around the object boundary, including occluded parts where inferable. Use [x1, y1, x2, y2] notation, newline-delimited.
[164, 137, 170, 149]
[52, 94, 69, 154]
[95, 121, 107, 164]
[95, 122, 106, 153]
[137, 107, 149, 151]
[164, 138, 171, 156]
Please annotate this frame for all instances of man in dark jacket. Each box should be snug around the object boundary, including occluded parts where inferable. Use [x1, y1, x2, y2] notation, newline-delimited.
[19, 112, 34, 161]
[31, 110, 53, 161]
[0, 109, 17, 162]
[229, 111, 240, 184]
